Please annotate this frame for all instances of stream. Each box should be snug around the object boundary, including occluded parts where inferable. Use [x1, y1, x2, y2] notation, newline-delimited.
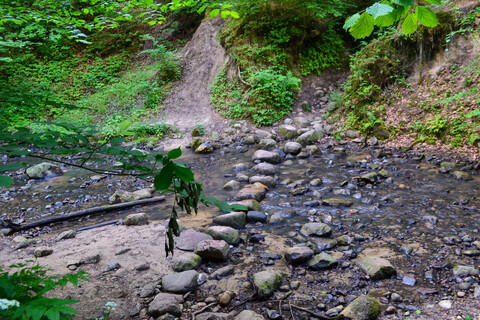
[1, 142, 480, 318]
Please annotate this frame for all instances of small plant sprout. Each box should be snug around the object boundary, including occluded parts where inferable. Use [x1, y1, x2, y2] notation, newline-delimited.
[101, 301, 117, 320]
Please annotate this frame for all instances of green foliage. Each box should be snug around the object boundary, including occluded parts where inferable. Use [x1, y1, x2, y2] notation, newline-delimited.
[211, 67, 300, 126]
[0, 262, 87, 320]
[344, 0, 441, 39]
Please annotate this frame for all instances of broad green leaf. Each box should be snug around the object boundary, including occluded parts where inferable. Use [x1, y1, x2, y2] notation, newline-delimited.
[167, 147, 182, 159]
[416, 6, 438, 27]
[148, 20, 156, 25]
[221, 10, 230, 19]
[83, 8, 89, 14]
[210, 9, 220, 18]
[366, 3, 394, 19]
[425, 0, 441, 3]
[197, 5, 206, 14]
[222, 4, 232, 9]
[393, 0, 414, 5]
[154, 162, 173, 190]
[0, 176, 14, 187]
[343, 13, 360, 30]
[375, 12, 395, 27]
[349, 12, 374, 39]
[230, 11, 240, 19]
[0, 162, 26, 172]
[173, 164, 194, 182]
[402, 12, 418, 34]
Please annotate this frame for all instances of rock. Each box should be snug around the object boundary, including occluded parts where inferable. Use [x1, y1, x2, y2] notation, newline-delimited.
[140, 284, 156, 298]
[253, 270, 282, 298]
[422, 215, 438, 224]
[278, 125, 299, 139]
[26, 162, 63, 179]
[148, 293, 182, 317]
[285, 247, 314, 265]
[294, 117, 310, 128]
[191, 137, 203, 150]
[296, 130, 322, 146]
[235, 186, 267, 202]
[438, 300, 452, 309]
[439, 162, 456, 173]
[223, 180, 242, 191]
[258, 138, 277, 150]
[229, 199, 263, 212]
[284, 142, 302, 155]
[357, 256, 396, 280]
[453, 171, 472, 180]
[249, 175, 276, 187]
[211, 265, 235, 280]
[325, 306, 344, 317]
[252, 150, 282, 164]
[310, 178, 323, 186]
[232, 163, 249, 172]
[464, 249, 480, 256]
[252, 162, 277, 175]
[235, 310, 264, 320]
[345, 130, 359, 139]
[34, 246, 53, 257]
[399, 244, 413, 255]
[247, 211, 267, 223]
[196, 143, 214, 154]
[109, 188, 154, 204]
[322, 198, 353, 207]
[453, 265, 479, 278]
[57, 230, 76, 241]
[340, 295, 380, 320]
[162, 270, 199, 293]
[308, 252, 338, 270]
[312, 238, 337, 251]
[13, 236, 30, 250]
[269, 215, 284, 224]
[195, 240, 229, 261]
[123, 212, 149, 226]
[337, 235, 353, 246]
[104, 261, 121, 272]
[196, 313, 232, 320]
[173, 253, 202, 272]
[219, 293, 232, 307]
[402, 274, 416, 286]
[391, 293, 403, 302]
[355, 172, 378, 184]
[81, 254, 101, 265]
[213, 212, 246, 229]
[206, 226, 240, 246]
[176, 230, 213, 251]
[300, 223, 332, 237]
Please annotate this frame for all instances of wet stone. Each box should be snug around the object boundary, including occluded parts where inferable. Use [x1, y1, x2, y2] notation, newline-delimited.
[322, 198, 353, 207]
[283, 142, 302, 155]
[223, 180, 242, 191]
[247, 211, 267, 223]
[310, 178, 323, 186]
[300, 223, 332, 237]
[402, 274, 416, 286]
[252, 150, 282, 164]
[210, 265, 235, 280]
[195, 143, 214, 154]
[285, 246, 314, 265]
[312, 238, 337, 251]
[278, 124, 299, 139]
[235, 187, 267, 201]
[249, 175, 276, 187]
[463, 249, 480, 256]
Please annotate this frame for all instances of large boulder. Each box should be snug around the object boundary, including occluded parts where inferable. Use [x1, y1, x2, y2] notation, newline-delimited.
[357, 256, 397, 280]
[161, 270, 199, 293]
[195, 240, 229, 261]
[26, 162, 63, 179]
[277, 125, 299, 139]
[339, 296, 380, 320]
[284, 142, 302, 155]
[251, 162, 277, 176]
[206, 226, 240, 246]
[253, 270, 282, 298]
[213, 212, 246, 229]
[173, 253, 202, 272]
[296, 130, 323, 146]
[176, 230, 213, 251]
[148, 293, 183, 318]
[252, 150, 282, 164]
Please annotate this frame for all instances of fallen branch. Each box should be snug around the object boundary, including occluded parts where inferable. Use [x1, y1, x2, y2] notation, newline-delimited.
[291, 305, 335, 320]
[192, 302, 216, 320]
[9, 196, 166, 233]
[237, 66, 251, 86]
[77, 220, 120, 232]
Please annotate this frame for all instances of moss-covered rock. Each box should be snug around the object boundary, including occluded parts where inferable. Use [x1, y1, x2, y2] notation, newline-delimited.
[340, 295, 380, 320]
[253, 270, 282, 298]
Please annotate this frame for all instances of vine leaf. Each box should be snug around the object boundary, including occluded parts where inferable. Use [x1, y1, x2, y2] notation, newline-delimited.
[366, 3, 393, 19]
[343, 13, 360, 30]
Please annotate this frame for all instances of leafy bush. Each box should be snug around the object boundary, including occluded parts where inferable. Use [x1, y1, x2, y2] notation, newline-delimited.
[211, 67, 300, 126]
[142, 43, 182, 84]
[0, 262, 87, 320]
